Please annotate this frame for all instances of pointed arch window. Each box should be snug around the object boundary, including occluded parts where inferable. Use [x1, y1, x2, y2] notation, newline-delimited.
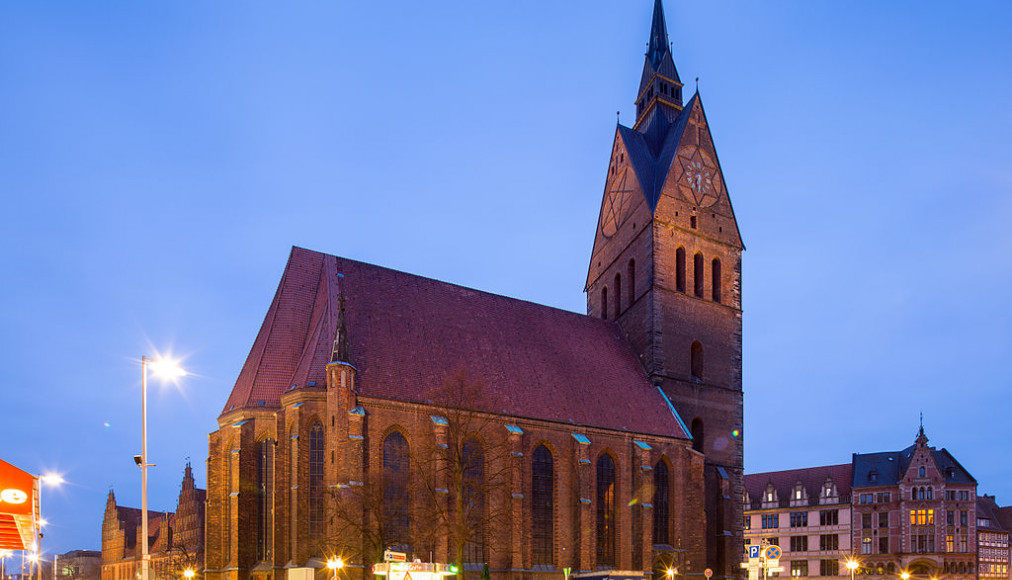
[653, 460, 670, 545]
[462, 438, 485, 564]
[628, 259, 636, 309]
[614, 273, 622, 316]
[596, 454, 616, 567]
[693, 252, 704, 297]
[690, 340, 704, 381]
[691, 418, 704, 454]
[256, 437, 274, 561]
[308, 421, 325, 536]
[711, 258, 722, 303]
[675, 247, 686, 293]
[532, 445, 554, 565]
[383, 431, 410, 545]
[601, 287, 608, 319]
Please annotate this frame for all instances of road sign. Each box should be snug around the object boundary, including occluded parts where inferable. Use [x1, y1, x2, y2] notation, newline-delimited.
[763, 545, 782, 560]
[384, 550, 407, 563]
[704, 569, 713, 579]
[748, 545, 762, 559]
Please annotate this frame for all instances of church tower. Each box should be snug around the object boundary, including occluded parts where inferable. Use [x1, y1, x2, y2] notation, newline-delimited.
[586, 1, 744, 576]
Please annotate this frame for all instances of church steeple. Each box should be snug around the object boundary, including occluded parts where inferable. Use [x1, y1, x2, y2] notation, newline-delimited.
[636, 0, 683, 127]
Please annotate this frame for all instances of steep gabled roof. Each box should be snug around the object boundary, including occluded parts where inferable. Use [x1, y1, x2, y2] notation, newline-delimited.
[852, 442, 976, 488]
[617, 92, 695, 213]
[745, 464, 852, 504]
[221, 247, 691, 439]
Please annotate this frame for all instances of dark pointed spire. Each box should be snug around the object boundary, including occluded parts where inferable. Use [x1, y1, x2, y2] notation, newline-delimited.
[331, 272, 350, 364]
[647, 0, 669, 69]
[635, 0, 683, 127]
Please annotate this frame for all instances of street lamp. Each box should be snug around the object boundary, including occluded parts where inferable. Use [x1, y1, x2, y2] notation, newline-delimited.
[326, 558, 344, 580]
[183, 569, 195, 580]
[139, 355, 187, 580]
[846, 559, 859, 580]
[666, 568, 677, 580]
[900, 572, 910, 580]
[35, 473, 64, 580]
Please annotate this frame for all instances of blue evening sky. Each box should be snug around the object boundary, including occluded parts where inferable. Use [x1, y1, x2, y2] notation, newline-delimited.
[1, 1, 1010, 555]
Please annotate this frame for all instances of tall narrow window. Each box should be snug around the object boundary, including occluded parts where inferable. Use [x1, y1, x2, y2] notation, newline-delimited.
[462, 438, 485, 564]
[601, 287, 608, 319]
[675, 247, 686, 293]
[256, 438, 274, 561]
[627, 259, 636, 309]
[383, 431, 410, 545]
[690, 340, 704, 381]
[653, 461, 670, 545]
[596, 454, 616, 567]
[711, 258, 722, 303]
[693, 253, 704, 297]
[614, 273, 622, 316]
[691, 418, 704, 453]
[308, 422, 325, 536]
[532, 445, 554, 565]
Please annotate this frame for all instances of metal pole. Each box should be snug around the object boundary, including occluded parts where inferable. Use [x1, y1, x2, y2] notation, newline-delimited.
[141, 356, 149, 580]
[36, 479, 42, 580]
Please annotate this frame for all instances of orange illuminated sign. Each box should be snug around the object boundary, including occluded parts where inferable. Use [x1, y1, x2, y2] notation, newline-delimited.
[0, 459, 34, 517]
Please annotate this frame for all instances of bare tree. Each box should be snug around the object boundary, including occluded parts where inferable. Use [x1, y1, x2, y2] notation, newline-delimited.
[413, 370, 514, 576]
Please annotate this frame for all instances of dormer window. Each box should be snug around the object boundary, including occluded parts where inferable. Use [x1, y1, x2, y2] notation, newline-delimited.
[868, 470, 878, 483]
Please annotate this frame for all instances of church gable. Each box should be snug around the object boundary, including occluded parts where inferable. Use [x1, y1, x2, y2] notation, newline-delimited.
[655, 95, 743, 250]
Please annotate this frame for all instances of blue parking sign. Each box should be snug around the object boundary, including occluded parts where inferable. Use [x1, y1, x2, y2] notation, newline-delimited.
[748, 545, 761, 559]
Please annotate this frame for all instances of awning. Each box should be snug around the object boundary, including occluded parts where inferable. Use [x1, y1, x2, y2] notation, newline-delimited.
[0, 459, 37, 551]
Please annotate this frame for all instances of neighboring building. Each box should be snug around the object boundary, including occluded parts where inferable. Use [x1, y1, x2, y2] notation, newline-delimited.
[745, 428, 994, 580]
[101, 464, 206, 580]
[203, 2, 745, 580]
[975, 496, 1011, 580]
[54, 550, 102, 580]
[743, 465, 853, 579]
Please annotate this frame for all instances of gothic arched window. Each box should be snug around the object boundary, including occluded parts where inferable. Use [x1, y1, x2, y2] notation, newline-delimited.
[691, 418, 704, 453]
[383, 431, 410, 544]
[614, 273, 622, 316]
[308, 421, 325, 536]
[653, 460, 670, 544]
[693, 252, 704, 297]
[256, 437, 274, 561]
[532, 445, 554, 565]
[675, 247, 686, 293]
[628, 259, 636, 309]
[691, 340, 704, 381]
[462, 438, 485, 563]
[596, 454, 616, 567]
[601, 287, 608, 319]
[711, 258, 722, 303]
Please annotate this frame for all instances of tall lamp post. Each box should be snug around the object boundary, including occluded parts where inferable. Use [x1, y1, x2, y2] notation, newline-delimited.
[138, 356, 186, 580]
[35, 474, 64, 580]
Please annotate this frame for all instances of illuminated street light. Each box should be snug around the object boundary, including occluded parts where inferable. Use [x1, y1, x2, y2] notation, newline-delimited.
[139, 355, 187, 580]
[35, 473, 63, 580]
[666, 569, 677, 580]
[846, 559, 859, 580]
[327, 558, 344, 580]
[900, 572, 910, 580]
[183, 569, 195, 580]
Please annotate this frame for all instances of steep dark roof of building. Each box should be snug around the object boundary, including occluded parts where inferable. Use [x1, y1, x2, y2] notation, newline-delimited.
[618, 92, 696, 213]
[638, 0, 682, 98]
[852, 444, 976, 488]
[745, 464, 852, 503]
[977, 495, 1011, 532]
[221, 247, 690, 439]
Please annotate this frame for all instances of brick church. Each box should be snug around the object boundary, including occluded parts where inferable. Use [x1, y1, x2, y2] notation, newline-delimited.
[203, 3, 744, 580]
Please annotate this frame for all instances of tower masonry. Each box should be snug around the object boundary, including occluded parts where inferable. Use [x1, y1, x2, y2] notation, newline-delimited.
[586, 1, 744, 576]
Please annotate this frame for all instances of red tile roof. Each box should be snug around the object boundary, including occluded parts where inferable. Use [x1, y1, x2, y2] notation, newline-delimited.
[221, 246, 689, 438]
[745, 464, 853, 504]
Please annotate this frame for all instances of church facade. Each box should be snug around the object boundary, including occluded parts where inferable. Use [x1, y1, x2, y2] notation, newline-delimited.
[203, 3, 743, 580]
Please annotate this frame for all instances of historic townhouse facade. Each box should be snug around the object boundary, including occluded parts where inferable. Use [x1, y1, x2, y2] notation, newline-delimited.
[203, 3, 745, 580]
[101, 465, 206, 580]
[745, 429, 1008, 580]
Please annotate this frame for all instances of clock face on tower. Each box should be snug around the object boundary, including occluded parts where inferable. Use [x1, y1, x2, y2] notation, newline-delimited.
[677, 145, 722, 208]
[601, 168, 636, 238]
